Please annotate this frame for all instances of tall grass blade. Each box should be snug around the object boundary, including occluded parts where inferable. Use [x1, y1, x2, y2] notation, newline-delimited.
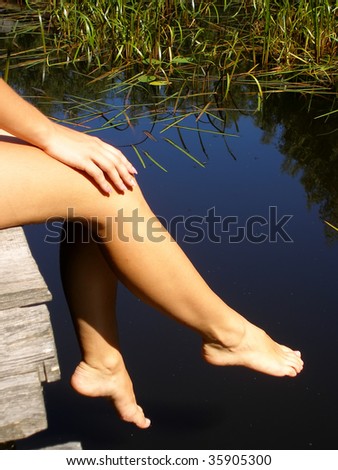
[131, 145, 146, 168]
[164, 138, 205, 167]
[143, 150, 168, 172]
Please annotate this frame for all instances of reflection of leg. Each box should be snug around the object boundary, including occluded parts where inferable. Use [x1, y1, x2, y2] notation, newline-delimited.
[60, 222, 150, 428]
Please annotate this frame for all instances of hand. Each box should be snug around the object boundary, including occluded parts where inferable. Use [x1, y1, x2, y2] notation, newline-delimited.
[43, 123, 137, 194]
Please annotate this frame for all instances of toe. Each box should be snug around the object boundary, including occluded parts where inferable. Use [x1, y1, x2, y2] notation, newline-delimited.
[134, 406, 151, 429]
[287, 367, 298, 377]
[121, 404, 150, 429]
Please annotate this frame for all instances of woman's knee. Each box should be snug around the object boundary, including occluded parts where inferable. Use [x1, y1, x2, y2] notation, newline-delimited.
[85, 182, 152, 237]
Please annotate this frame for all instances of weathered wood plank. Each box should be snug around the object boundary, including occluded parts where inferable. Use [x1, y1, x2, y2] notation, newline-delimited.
[0, 304, 60, 382]
[0, 227, 52, 310]
[0, 226, 61, 444]
[0, 371, 47, 442]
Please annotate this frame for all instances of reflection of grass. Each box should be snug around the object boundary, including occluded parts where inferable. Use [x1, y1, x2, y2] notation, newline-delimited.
[1, 1, 337, 93]
[48, 86, 243, 171]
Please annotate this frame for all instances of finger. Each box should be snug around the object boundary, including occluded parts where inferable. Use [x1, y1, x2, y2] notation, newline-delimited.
[94, 153, 137, 190]
[111, 160, 137, 188]
[101, 142, 138, 175]
[120, 154, 138, 175]
[106, 165, 130, 192]
[82, 160, 115, 194]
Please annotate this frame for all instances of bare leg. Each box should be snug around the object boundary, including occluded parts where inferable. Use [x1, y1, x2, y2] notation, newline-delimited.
[60, 222, 150, 428]
[0, 140, 303, 423]
[96, 197, 303, 378]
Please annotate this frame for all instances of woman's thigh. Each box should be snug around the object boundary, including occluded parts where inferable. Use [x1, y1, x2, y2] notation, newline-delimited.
[0, 137, 120, 229]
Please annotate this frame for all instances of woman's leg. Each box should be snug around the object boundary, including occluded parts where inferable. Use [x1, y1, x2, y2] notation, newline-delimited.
[95, 197, 303, 378]
[0, 138, 151, 428]
[0, 139, 303, 422]
[60, 222, 150, 428]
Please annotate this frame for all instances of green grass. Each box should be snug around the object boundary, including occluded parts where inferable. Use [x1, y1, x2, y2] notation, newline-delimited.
[1, 0, 337, 93]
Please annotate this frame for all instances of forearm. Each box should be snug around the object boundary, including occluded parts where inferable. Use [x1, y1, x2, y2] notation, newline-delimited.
[0, 79, 54, 149]
[0, 79, 137, 194]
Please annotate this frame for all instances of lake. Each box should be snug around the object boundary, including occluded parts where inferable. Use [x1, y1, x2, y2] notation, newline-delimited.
[7, 71, 338, 450]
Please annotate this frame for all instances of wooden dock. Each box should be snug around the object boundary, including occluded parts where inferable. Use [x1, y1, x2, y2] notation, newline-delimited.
[0, 226, 61, 445]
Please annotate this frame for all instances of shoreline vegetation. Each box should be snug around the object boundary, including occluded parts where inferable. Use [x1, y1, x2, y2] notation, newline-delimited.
[0, 0, 337, 95]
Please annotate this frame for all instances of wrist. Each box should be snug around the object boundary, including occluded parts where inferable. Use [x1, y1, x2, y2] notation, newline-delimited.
[32, 118, 57, 152]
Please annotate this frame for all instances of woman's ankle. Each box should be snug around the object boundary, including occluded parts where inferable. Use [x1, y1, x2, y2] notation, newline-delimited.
[81, 349, 125, 375]
[202, 308, 247, 351]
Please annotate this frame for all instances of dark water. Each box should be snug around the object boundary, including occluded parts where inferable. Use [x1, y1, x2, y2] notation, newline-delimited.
[10, 78, 338, 450]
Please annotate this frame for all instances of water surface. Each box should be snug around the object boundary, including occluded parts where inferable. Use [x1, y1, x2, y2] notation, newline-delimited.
[12, 79, 338, 450]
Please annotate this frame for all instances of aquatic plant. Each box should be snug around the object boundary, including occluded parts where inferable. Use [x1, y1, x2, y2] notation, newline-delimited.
[0, 0, 337, 92]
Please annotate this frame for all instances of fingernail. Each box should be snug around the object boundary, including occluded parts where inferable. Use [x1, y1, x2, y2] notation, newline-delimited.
[106, 185, 113, 194]
[132, 166, 138, 174]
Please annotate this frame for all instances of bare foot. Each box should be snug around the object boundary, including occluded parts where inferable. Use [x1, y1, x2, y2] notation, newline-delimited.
[203, 317, 303, 377]
[70, 356, 151, 429]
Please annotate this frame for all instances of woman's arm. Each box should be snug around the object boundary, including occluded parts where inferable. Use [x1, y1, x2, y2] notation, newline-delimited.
[0, 79, 137, 194]
[0, 78, 53, 147]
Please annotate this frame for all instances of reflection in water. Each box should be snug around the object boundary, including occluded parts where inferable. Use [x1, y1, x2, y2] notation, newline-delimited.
[258, 93, 338, 240]
[4, 67, 337, 240]
[2, 67, 338, 450]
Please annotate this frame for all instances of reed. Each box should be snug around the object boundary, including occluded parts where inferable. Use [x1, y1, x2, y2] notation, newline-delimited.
[1, 0, 337, 92]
